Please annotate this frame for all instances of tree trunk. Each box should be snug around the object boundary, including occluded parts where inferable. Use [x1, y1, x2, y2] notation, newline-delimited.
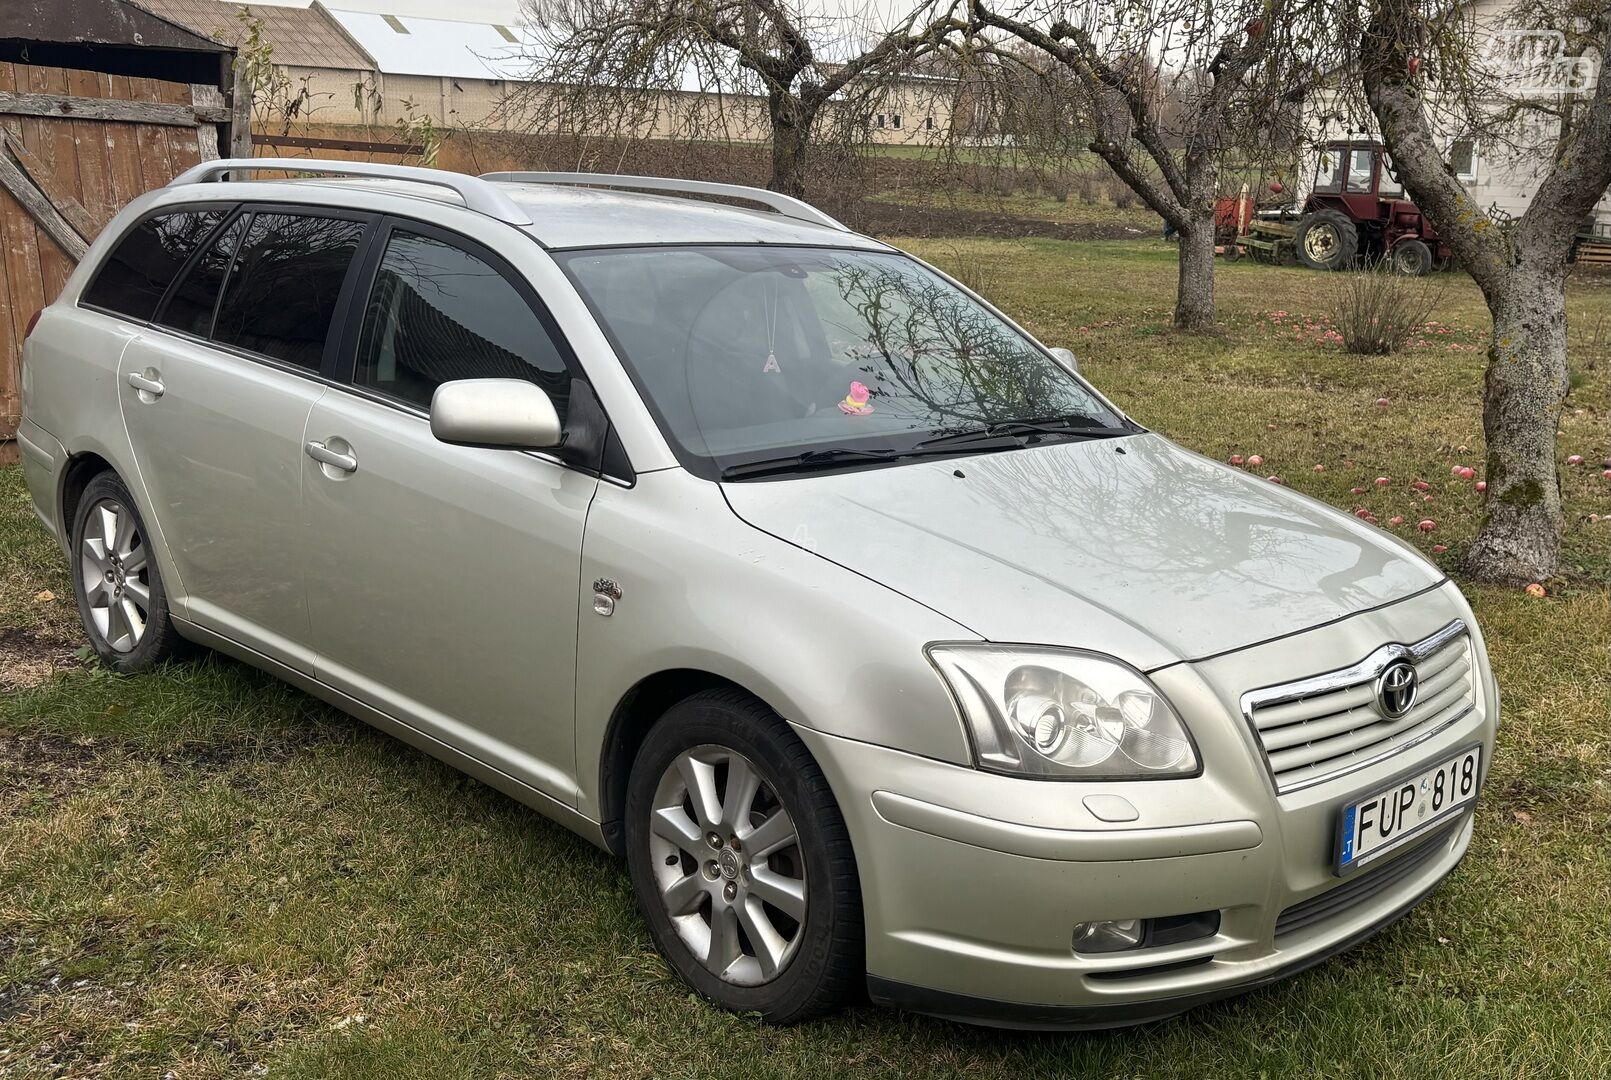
[769, 91, 810, 199]
[1174, 209, 1216, 331]
[1464, 268, 1570, 583]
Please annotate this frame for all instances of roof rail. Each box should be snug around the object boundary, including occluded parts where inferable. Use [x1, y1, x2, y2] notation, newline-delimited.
[479, 172, 848, 232]
[167, 158, 534, 226]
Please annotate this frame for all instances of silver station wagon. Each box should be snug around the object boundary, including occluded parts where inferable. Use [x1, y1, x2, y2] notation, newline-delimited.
[18, 161, 1497, 1028]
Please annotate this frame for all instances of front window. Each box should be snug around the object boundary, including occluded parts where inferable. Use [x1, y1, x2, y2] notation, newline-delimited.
[558, 245, 1129, 480]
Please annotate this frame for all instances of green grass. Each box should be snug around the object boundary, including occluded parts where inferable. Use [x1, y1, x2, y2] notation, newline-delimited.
[3, 240, 1608, 1078]
[867, 187, 1163, 230]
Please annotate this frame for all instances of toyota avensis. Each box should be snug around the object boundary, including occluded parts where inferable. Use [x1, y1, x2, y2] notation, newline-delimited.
[18, 161, 1497, 1029]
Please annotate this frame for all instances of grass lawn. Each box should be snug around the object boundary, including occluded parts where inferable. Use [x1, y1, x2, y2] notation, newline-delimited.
[866, 188, 1163, 231]
[2, 240, 1607, 1079]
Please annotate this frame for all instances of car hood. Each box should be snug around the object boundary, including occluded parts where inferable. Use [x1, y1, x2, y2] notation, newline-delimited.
[721, 433, 1443, 670]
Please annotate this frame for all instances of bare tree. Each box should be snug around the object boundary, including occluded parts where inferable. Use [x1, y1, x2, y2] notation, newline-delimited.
[513, 0, 967, 198]
[1333, 0, 1611, 583]
[965, 0, 1313, 329]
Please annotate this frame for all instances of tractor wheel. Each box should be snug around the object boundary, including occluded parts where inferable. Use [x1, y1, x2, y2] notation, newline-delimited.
[1295, 210, 1359, 271]
[1392, 239, 1434, 276]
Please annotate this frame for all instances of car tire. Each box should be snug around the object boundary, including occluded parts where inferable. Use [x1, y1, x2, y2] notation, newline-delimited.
[1391, 238, 1434, 276]
[624, 688, 863, 1024]
[1296, 209, 1359, 270]
[69, 472, 188, 672]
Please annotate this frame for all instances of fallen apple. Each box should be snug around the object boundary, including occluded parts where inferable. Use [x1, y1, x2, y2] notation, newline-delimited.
[1475, 481, 1487, 493]
[1375, 476, 1391, 486]
[1417, 519, 1436, 531]
[1389, 515, 1405, 525]
[1525, 583, 1546, 598]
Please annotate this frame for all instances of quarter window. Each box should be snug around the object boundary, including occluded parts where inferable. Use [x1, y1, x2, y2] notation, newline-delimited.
[156, 214, 245, 337]
[212, 212, 366, 370]
[354, 228, 571, 418]
[81, 208, 227, 320]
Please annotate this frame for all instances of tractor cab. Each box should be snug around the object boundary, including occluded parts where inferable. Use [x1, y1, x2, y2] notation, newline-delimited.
[1294, 138, 1448, 274]
[1312, 140, 1404, 203]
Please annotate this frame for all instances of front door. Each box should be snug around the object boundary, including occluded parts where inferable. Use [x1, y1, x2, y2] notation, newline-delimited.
[300, 221, 597, 802]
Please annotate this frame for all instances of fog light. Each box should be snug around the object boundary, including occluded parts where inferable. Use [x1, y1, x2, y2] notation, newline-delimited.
[1073, 918, 1145, 954]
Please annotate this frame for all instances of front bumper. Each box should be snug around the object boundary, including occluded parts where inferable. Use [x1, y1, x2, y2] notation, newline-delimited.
[792, 584, 1497, 1028]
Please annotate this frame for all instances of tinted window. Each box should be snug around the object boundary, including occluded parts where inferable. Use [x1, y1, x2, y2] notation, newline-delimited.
[82, 208, 226, 319]
[212, 213, 365, 369]
[156, 215, 244, 337]
[354, 229, 570, 418]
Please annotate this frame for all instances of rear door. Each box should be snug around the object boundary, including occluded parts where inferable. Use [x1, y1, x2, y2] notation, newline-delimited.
[117, 205, 372, 669]
[300, 219, 598, 802]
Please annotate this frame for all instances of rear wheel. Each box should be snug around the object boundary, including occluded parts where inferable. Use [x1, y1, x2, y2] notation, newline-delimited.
[69, 472, 186, 672]
[1296, 210, 1359, 270]
[624, 689, 862, 1023]
[1392, 238, 1434, 276]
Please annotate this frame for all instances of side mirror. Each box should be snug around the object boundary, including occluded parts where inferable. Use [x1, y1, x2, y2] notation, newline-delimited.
[1049, 346, 1080, 374]
[430, 379, 562, 449]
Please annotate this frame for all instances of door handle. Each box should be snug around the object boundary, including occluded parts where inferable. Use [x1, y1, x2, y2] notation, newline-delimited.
[126, 371, 164, 397]
[305, 440, 358, 474]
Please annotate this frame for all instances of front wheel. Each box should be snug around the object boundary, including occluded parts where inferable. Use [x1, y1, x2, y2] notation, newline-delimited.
[624, 689, 863, 1023]
[1391, 238, 1434, 276]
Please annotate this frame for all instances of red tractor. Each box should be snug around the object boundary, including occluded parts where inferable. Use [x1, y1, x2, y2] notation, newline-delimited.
[1231, 139, 1452, 275]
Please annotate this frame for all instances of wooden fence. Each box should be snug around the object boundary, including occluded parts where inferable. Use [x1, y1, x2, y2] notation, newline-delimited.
[0, 60, 231, 461]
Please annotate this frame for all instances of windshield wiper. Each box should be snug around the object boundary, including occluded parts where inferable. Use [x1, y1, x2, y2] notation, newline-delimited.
[913, 418, 1129, 449]
[720, 446, 899, 480]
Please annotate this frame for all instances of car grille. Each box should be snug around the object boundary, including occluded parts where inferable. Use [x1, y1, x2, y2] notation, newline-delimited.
[1275, 822, 1456, 938]
[1241, 621, 1473, 793]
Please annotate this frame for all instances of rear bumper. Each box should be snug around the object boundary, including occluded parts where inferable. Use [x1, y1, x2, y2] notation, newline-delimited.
[16, 414, 65, 544]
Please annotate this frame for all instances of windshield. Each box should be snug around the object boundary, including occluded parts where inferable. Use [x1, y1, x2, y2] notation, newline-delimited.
[557, 245, 1128, 479]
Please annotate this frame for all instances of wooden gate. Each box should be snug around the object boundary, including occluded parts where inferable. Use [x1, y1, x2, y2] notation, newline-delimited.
[0, 61, 233, 461]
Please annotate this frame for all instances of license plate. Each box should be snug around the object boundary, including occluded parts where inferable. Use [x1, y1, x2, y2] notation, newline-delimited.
[1336, 745, 1481, 875]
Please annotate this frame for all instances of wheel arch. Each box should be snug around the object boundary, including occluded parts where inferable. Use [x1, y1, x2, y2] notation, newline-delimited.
[59, 450, 117, 541]
[598, 668, 778, 857]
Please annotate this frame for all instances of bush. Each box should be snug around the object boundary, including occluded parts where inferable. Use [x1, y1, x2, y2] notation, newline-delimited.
[1331, 267, 1444, 355]
[1109, 183, 1139, 210]
[1072, 171, 1102, 203]
[936, 243, 998, 298]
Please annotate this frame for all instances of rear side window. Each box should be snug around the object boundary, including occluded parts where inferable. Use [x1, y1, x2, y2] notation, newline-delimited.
[353, 228, 571, 418]
[212, 212, 366, 369]
[81, 208, 227, 320]
[156, 215, 245, 338]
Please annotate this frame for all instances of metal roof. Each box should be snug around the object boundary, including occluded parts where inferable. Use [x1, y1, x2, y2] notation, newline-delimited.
[323, 6, 534, 80]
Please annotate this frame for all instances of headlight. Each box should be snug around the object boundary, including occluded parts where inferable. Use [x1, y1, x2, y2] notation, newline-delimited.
[927, 645, 1200, 779]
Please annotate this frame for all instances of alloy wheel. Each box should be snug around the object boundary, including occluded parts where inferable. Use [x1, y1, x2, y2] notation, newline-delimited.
[647, 744, 807, 986]
[78, 498, 150, 653]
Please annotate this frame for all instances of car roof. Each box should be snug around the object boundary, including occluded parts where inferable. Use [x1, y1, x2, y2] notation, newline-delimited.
[497, 182, 888, 251]
[153, 166, 890, 253]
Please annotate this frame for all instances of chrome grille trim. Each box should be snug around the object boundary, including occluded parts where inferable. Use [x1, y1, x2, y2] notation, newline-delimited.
[1239, 620, 1472, 794]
